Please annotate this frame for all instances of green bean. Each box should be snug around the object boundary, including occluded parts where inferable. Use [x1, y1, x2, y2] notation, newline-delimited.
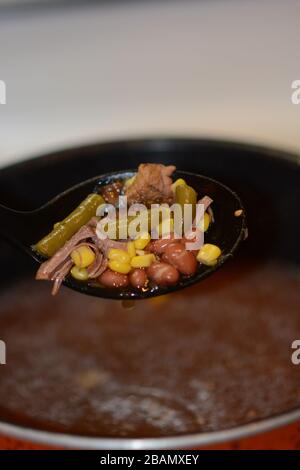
[175, 184, 197, 218]
[34, 193, 104, 257]
[103, 214, 148, 240]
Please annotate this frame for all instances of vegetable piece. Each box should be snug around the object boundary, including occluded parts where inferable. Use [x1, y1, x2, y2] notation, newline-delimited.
[127, 241, 136, 258]
[107, 248, 131, 264]
[162, 243, 197, 276]
[71, 246, 96, 268]
[124, 175, 136, 189]
[108, 259, 132, 274]
[101, 215, 138, 240]
[100, 180, 123, 204]
[135, 249, 146, 256]
[147, 262, 179, 286]
[148, 235, 179, 255]
[196, 243, 221, 266]
[129, 269, 148, 289]
[34, 193, 104, 257]
[70, 266, 89, 281]
[134, 232, 151, 250]
[203, 212, 211, 232]
[195, 212, 211, 232]
[171, 178, 186, 192]
[175, 184, 197, 219]
[131, 254, 156, 268]
[98, 269, 129, 288]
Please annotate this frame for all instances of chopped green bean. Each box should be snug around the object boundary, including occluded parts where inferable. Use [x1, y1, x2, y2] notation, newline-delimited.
[34, 193, 104, 257]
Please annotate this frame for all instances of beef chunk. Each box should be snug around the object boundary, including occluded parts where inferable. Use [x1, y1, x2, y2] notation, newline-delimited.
[125, 163, 176, 206]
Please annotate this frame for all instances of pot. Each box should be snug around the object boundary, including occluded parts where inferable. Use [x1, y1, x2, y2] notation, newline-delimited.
[0, 138, 299, 449]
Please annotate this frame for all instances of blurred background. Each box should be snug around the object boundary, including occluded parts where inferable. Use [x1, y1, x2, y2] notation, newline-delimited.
[0, 0, 299, 167]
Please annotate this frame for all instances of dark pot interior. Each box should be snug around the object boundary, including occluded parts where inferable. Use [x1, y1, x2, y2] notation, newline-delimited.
[0, 138, 299, 444]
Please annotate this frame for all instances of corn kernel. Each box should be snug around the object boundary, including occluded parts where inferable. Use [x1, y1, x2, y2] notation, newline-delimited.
[197, 244, 221, 265]
[171, 178, 186, 192]
[124, 175, 136, 188]
[131, 254, 155, 268]
[134, 232, 151, 250]
[136, 249, 145, 256]
[108, 259, 131, 274]
[71, 246, 95, 268]
[71, 266, 89, 281]
[127, 241, 136, 258]
[108, 248, 131, 264]
[197, 212, 211, 232]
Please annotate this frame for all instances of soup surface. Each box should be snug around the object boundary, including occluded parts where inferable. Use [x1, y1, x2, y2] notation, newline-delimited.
[0, 256, 299, 438]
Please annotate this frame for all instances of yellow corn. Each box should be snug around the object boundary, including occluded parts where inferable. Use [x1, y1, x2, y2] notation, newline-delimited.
[107, 248, 131, 264]
[197, 244, 221, 266]
[108, 259, 131, 274]
[127, 241, 136, 258]
[136, 249, 145, 256]
[197, 212, 211, 232]
[134, 232, 151, 250]
[71, 266, 89, 281]
[71, 246, 95, 268]
[171, 178, 186, 192]
[158, 218, 174, 237]
[131, 254, 155, 268]
[124, 175, 136, 188]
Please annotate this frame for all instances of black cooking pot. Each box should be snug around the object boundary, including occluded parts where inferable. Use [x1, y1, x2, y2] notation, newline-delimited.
[0, 138, 299, 449]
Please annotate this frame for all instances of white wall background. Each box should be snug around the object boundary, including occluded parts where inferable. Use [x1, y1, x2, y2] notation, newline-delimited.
[0, 0, 299, 167]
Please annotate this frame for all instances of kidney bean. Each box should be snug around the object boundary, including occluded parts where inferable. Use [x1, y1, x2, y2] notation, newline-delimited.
[162, 243, 197, 276]
[98, 269, 129, 288]
[129, 268, 148, 289]
[148, 235, 183, 255]
[100, 180, 123, 205]
[147, 262, 179, 287]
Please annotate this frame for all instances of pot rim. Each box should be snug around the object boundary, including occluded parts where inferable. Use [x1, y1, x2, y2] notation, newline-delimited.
[1, 136, 299, 175]
[1, 407, 300, 449]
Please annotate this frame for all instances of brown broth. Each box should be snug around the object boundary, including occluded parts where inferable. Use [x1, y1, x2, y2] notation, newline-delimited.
[0, 257, 300, 438]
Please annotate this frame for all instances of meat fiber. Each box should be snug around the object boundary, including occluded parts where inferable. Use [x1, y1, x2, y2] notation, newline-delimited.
[36, 221, 107, 295]
[36, 225, 96, 281]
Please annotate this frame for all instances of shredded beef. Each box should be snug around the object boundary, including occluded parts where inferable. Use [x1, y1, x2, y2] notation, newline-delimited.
[36, 225, 96, 281]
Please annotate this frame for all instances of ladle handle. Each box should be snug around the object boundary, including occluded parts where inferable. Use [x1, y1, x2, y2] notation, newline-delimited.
[0, 204, 38, 256]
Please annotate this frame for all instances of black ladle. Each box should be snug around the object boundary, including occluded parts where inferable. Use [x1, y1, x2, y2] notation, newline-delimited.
[0, 170, 247, 300]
